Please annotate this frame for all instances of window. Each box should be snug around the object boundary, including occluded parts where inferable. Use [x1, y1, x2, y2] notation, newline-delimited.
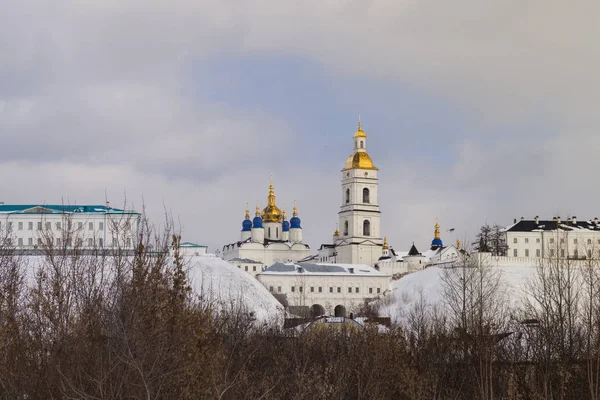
[88, 238, 93, 247]
[344, 221, 349, 236]
[318, 287, 322, 293]
[268, 227, 271, 237]
[28, 222, 33, 230]
[337, 287, 341, 293]
[363, 220, 371, 236]
[588, 239, 592, 245]
[56, 238, 61, 247]
[574, 238, 578, 244]
[18, 222, 23, 230]
[360, 140, 364, 149]
[291, 286, 295, 293]
[598, 239, 600, 245]
[276, 227, 279, 237]
[524, 238, 529, 244]
[98, 238, 103, 247]
[67, 220, 72, 230]
[560, 238, 565, 244]
[299, 286, 303, 293]
[269, 286, 273, 292]
[18, 238, 23, 246]
[363, 188, 370, 203]
[356, 287, 359, 293]
[38, 238, 42, 246]
[525, 249, 529, 257]
[329, 287, 333, 293]
[536, 249, 541, 257]
[89, 222, 94, 230]
[513, 238, 517, 243]
[99, 222, 104, 230]
[28, 238, 33, 246]
[550, 249, 555, 257]
[574, 249, 579, 259]
[56, 222, 61, 230]
[78, 222, 83, 230]
[377, 288, 381, 294]
[348, 287, 352, 293]
[561, 249, 565, 257]
[588, 250, 592, 258]
[369, 288, 373, 294]
[536, 238, 540, 243]
[550, 238, 555, 244]
[278, 286, 281, 292]
[253, 266, 256, 272]
[513, 249, 518, 257]
[45, 222, 51, 230]
[7, 222, 12, 231]
[310, 286, 314, 293]
[245, 266, 248, 271]
[345, 189, 350, 204]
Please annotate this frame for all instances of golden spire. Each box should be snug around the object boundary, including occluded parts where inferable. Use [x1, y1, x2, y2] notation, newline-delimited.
[245, 202, 250, 220]
[282, 208, 287, 220]
[293, 200, 298, 218]
[434, 217, 440, 239]
[255, 204, 261, 217]
[334, 222, 340, 237]
[456, 239, 461, 249]
[262, 179, 282, 222]
[353, 119, 367, 138]
[383, 236, 389, 250]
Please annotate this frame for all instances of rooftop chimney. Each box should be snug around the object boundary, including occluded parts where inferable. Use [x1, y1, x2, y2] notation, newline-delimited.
[521, 216, 525, 221]
[514, 218, 517, 224]
[535, 216, 539, 224]
[348, 267, 355, 274]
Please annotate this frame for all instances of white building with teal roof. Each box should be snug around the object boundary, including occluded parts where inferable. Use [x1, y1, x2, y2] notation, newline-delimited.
[0, 203, 140, 252]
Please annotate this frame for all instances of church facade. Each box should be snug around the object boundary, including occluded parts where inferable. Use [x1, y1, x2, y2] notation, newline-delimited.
[317, 122, 384, 267]
[222, 182, 310, 269]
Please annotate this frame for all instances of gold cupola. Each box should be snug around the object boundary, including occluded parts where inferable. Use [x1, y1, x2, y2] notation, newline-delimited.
[343, 120, 378, 171]
[382, 236, 389, 250]
[261, 180, 283, 223]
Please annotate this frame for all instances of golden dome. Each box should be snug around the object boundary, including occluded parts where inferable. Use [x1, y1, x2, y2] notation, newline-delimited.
[353, 121, 367, 138]
[262, 182, 282, 223]
[344, 152, 378, 170]
[383, 236, 389, 250]
[334, 229, 340, 237]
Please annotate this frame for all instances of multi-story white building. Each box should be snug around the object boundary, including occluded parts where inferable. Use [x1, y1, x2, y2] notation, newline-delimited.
[317, 121, 385, 267]
[0, 204, 140, 251]
[504, 216, 600, 259]
[257, 262, 390, 317]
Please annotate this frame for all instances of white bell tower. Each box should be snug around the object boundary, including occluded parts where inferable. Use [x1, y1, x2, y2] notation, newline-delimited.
[334, 120, 383, 266]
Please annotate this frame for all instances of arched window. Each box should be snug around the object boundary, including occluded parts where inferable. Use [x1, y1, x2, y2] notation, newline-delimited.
[363, 220, 370, 236]
[344, 221, 349, 236]
[360, 141, 364, 149]
[345, 188, 350, 204]
[363, 188, 370, 203]
[276, 227, 279, 237]
[268, 227, 271, 237]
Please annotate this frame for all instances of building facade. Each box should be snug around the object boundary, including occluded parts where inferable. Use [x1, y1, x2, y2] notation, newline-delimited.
[257, 262, 390, 317]
[222, 181, 310, 269]
[0, 204, 140, 251]
[504, 216, 600, 260]
[318, 121, 384, 267]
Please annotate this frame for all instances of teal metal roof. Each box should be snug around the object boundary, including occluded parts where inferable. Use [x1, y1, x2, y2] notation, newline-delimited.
[180, 242, 208, 248]
[0, 204, 139, 215]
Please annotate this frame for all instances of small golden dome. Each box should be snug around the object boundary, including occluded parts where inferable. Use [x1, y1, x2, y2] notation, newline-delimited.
[383, 236, 389, 250]
[262, 182, 282, 223]
[344, 152, 378, 170]
[353, 121, 367, 138]
[334, 229, 340, 237]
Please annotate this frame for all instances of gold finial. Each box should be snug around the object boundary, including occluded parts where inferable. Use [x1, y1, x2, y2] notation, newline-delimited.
[255, 203, 261, 217]
[456, 239, 461, 249]
[293, 200, 298, 217]
[282, 208, 287, 220]
[383, 236, 389, 250]
[353, 117, 367, 138]
[334, 222, 340, 236]
[434, 217, 440, 239]
[245, 202, 250, 220]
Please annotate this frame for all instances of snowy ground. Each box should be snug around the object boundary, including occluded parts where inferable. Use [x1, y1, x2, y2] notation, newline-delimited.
[378, 265, 539, 325]
[187, 255, 284, 326]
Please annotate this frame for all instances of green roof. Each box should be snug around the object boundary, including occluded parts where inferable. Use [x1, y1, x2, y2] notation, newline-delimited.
[0, 204, 139, 215]
[180, 242, 207, 248]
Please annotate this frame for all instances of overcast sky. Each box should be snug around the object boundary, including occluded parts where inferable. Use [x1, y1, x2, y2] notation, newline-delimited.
[2, 0, 599, 253]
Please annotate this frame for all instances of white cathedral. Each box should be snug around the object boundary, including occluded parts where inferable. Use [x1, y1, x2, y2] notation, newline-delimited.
[222, 182, 310, 270]
[317, 121, 385, 267]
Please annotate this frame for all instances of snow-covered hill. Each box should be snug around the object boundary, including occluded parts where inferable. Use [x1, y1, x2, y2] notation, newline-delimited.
[187, 255, 284, 326]
[378, 265, 538, 325]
